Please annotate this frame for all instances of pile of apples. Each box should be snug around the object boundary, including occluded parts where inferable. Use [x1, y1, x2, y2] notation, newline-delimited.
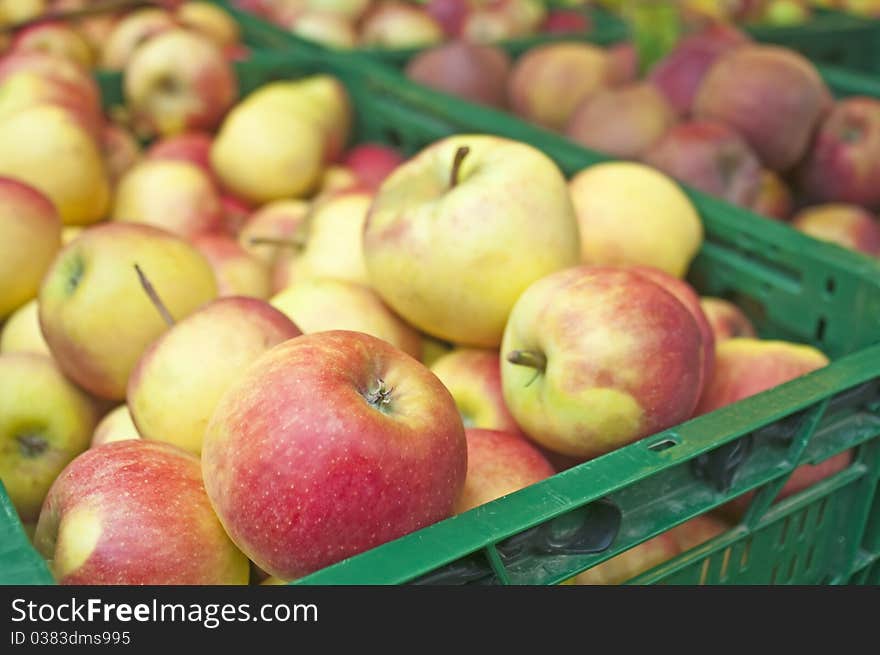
[234, 0, 592, 50]
[0, 1, 249, 69]
[0, 7, 851, 585]
[405, 23, 880, 259]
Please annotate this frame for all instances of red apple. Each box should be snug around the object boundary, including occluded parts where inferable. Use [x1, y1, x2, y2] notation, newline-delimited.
[542, 9, 590, 34]
[455, 428, 555, 514]
[341, 143, 406, 191]
[425, 0, 470, 37]
[146, 131, 217, 184]
[33, 440, 249, 584]
[201, 330, 467, 580]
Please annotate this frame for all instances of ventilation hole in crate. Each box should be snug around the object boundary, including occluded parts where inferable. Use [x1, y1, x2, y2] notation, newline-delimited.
[816, 498, 828, 526]
[779, 517, 791, 547]
[826, 277, 836, 295]
[788, 554, 799, 582]
[699, 558, 710, 585]
[740, 538, 752, 570]
[805, 545, 816, 572]
[770, 564, 779, 585]
[719, 548, 732, 580]
[648, 438, 678, 452]
[799, 510, 809, 535]
[815, 317, 827, 342]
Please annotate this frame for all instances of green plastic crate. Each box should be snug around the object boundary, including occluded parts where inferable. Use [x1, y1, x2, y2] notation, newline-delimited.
[4, 51, 880, 586]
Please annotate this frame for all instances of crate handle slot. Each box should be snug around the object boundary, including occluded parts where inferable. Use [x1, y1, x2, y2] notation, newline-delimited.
[691, 434, 754, 492]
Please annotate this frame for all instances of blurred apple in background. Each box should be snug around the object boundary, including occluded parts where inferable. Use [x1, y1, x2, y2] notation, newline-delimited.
[90, 405, 141, 448]
[694, 45, 833, 171]
[0, 0, 45, 25]
[361, 1, 445, 48]
[34, 440, 249, 584]
[290, 11, 359, 49]
[341, 143, 405, 190]
[201, 330, 467, 580]
[699, 297, 757, 342]
[238, 199, 311, 266]
[573, 531, 681, 584]
[146, 131, 217, 184]
[192, 233, 272, 299]
[569, 162, 703, 277]
[507, 42, 610, 131]
[0, 300, 50, 356]
[0, 177, 61, 320]
[271, 277, 423, 358]
[501, 266, 703, 459]
[100, 7, 177, 71]
[750, 169, 793, 220]
[430, 348, 523, 436]
[128, 297, 301, 455]
[425, 0, 470, 36]
[666, 514, 729, 552]
[798, 97, 880, 208]
[455, 428, 555, 514]
[39, 223, 218, 400]
[11, 21, 95, 69]
[364, 134, 580, 348]
[0, 353, 97, 523]
[642, 120, 763, 208]
[566, 82, 676, 159]
[175, 1, 242, 49]
[220, 193, 252, 235]
[606, 41, 638, 85]
[791, 204, 880, 256]
[124, 29, 237, 137]
[101, 123, 142, 187]
[542, 9, 590, 34]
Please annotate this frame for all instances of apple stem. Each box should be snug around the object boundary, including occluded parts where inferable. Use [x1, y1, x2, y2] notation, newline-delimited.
[449, 146, 470, 189]
[134, 264, 175, 327]
[365, 378, 393, 412]
[247, 236, 307, 250]
[506, 350, 547, 372]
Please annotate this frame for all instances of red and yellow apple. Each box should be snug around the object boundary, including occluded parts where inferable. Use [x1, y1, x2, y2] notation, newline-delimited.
[191, 233, 272, 299]
[90, 405, 141, 448]
[699, 297, 757, 342]
[791, 203, 880, 256]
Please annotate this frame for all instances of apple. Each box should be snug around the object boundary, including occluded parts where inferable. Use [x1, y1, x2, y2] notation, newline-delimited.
[573, 532, 680, 584]
[421, 333, 455, 368]
[760, 0, 812, 24]
[101, 123, 141, 187]
[291, 11, 358, 49]
[0, 52, 101, 112]
[201, 329, 467, 579]
[405, 40, 512, 110]
[0, 103, 110, 226]
[124, 29, 238, 137]
[220, 193, 252, 235]
[750, 169, 793, 221]
[0, 177, 62, 320]
[542, 9, 591, 33]
[665, 514, 729, 552]
[364, 134, 580, 347]
[607, 42, 639, 86]
[175, 1, 241, 49]
[191, 233, 272, 299]
[425, 0, 470, 36]
[0, 353, 97, 522]
[146, 131, 216, 183]
[798, 97, 880, 208]
[791, 204, 880, 256]
[296, 191, 372, 286]
[0, 300, 50, 356]
[128, 296, 301, 456]
[502, 266, 704, 459]
[694, 45, 833, 171]
[569, 162, 703, 277]
[460, 8, 518, 43]
[360, 2, 445, 49]
[271, 277, 423, 358]
[100, 7, 177, 71]
[0, 0, 45, 25]
[699, 297, 757, 342]
[112, 160, 224, 238]
[695, 337, 829, 416]
[456, 428, 554, 514]
[566, 82, 676, 159]
[430, 348, 523, 436]
[11, 21, 96, 69]
[642, 120, 763, 208]
[303, 0, 371, 20]
[238, 199, 311, 266]
[316, 165, 361, 198]
[33, 440, 249, 584]
[507, 42, 610, 131]
[90, 405, 141, 448]
[39, 223, 218, 400]
[341, 143, 405, 191]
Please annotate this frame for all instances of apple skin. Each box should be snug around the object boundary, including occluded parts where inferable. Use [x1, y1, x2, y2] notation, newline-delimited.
[501, 266, 704, 460]
[542, 9, 591, 33]
[90, 405, 141, 448]
[360, 1, 445, 49]
[642, 120, 763, 209]
[112, 160, 224, 238]
[38, 223, 218, 400]
[271, 277, 423, 359]
[341, 143, 405, 191]
[0, 353, 98, 523]
[699, 297, 757, 342]
[124, 29, 238, 137]
[695, 338, 829, 417]
[101, 8, 177, 70]
[425, 0, 470, 36]
[569, 162, 703, 277]
[201, 329, 468, 580]
[0, 51, 101, 112]
[192, 233, 272, 299]
[507, 42, 610, 131]
[0, 177, 62, 320]
[693, 45, 833, 171]
[0, 103, 110, 226]
[798, 97, 880, 208]
[364, 134, 580, 348]
[455, 428, 555, 514]
[11, 21, 95, 69]
[128, 297, 301, 455]
[290, 11, 359, 49]
[405, 40, 512, 110]
[0, 300, 50, 356]
[238, 198, 311, 266]
[175, 1, 241, 49]
[220, 193, 253, 235]
[101, 123, 142, 187]
[34, 439, 250, 584]
[751, 169, 794, 221]
[430, 348, 524, 436]
[607, 42, 639, 86]
[146, 130, 217, 185]
[791, 203, 880, 257]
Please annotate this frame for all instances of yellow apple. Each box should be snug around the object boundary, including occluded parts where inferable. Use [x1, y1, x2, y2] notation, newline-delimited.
[100, 7, 176, 71]
[91, 404, 141, 447]
[0, 300, 50, 356]
[296, 191, 371, 286]
[175, 2, 241, 48]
